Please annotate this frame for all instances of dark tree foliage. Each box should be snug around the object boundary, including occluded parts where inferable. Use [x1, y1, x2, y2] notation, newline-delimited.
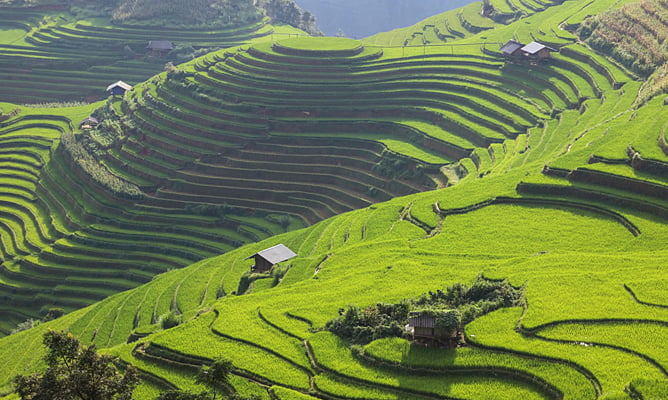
[257, 0, 320, 35]
[13, 330, 139, 400]
[156, 392, 208, 400]
[325, 302, 410, 344]
[326, 276, 524, 344]
[196, 357, 234, 400]
[158, 357, 238, 400]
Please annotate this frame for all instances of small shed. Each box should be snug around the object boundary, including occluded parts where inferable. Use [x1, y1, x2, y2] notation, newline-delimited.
[106, 80, 133, 96]
[79, 117, 99, 129]
[407, 311, 461, 348]
[245, 244, 296, 273]
[500, 39, 524, 58]
[146, 40, 174, 57]
[521, 41, 556, 60]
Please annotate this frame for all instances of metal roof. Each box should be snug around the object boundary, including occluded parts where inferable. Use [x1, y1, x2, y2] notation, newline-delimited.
[500, 40, 524, 55]
[106, 80, 133, 91]
[521, 41, 555, 55]
[251, 244, 297, 265]
[79, 117, 98, 125]
[147, 40, 174, 50]
[408, 313, 436, 328]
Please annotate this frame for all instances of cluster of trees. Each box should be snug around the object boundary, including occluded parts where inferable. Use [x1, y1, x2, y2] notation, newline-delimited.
[326, 276, 524, 344]
[257, 0, 319, 35]
[13, 330, 256, 400]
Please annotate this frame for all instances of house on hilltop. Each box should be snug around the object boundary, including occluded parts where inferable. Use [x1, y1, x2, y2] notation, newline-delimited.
[146, 40, 174, 57]
[245, 244, 297, 273]
[106, 80, 133, 96]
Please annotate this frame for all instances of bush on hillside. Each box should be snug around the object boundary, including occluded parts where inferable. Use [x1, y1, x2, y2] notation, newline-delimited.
[326, 303, 410, 344]
[326, 276, 524, 344]
[61, 133, 143, 200]
[161, 311, 181, 329]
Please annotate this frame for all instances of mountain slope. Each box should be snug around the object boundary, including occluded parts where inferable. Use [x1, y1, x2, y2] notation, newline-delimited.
[0, 0, 667, 398]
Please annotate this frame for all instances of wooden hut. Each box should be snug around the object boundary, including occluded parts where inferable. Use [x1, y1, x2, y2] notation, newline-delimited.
[78, 117, 99, 130]
[407, 311, 461, 348]
[106, 81, 133, 96]
[500, 39, 524, 59]
[146, 40, 174, 57]
[520, 41, 556, 61]
[245, 244, 296, 273]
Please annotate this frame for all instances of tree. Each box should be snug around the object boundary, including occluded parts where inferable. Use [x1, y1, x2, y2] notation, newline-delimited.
[156, 392, 208, 400]
[196, 357, 234, 400]
[13, 330, 139, 400]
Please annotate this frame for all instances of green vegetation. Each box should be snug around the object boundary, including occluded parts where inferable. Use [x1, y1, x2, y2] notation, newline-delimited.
[325, 276, 523, 344]
[0, 0, 666, 399]
[13, 330, 140, 400]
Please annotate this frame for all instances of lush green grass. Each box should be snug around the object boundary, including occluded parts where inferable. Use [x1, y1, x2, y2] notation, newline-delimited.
[276, 37, 362, 51]
[365, 337, 595, 399]
[0, 0, 666, 399]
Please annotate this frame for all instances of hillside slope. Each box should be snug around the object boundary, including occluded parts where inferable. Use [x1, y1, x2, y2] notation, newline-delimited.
[0, 2, 305, 104]
[0, 0, 666, 399]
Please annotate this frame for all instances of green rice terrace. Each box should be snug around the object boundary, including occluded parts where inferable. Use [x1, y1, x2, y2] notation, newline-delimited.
[0, 3, 302, 104]
[0, 0, 667, 398]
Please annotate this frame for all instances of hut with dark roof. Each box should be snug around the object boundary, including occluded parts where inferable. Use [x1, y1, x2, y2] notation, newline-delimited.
[500, 39, 524, 59]
[106, 81, 133, 96]
[407, 311, 461, 348]
[245, 244, 297, 273]
[146, 40, 174, 57]
[79, 117, 99, 130]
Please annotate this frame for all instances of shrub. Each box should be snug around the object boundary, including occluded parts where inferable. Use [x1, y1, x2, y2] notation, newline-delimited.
[326, 277, 524, 343]
[325, 302, 410, 344]
[161, 311, 181, 330]
[42, 308, 65, 321]
[61, 133, 143, 200]
[10, 318, 40, 335]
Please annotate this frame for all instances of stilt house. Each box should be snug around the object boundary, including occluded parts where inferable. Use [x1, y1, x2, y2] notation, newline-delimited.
[407, 310, 461, 348]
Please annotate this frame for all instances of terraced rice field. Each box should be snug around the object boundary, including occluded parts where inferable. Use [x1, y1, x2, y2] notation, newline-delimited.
[0, 0, 666, 398]
[0, 6, 288, 104]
